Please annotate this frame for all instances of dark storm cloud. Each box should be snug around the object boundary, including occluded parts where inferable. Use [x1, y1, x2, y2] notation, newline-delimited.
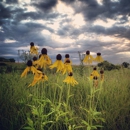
[33, 0, 58, 11]
[6, 0, 18, 4]
[0, 3, 11, 25]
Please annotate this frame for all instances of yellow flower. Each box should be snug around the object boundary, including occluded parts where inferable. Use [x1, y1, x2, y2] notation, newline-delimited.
[64, 54, 72, 64]
[91, 67, 100, 77]
[28, 69, 48, 87]
[30, 42, 38, 55]
[63, 72, 78, 86]
[62, 59, 73, 75]
[94, 52, 103, 63]
[21, 60, 38, 78]
[36, 48, 52, 69]
[83, 50, 94, 64]
[50, 54, 64, 73]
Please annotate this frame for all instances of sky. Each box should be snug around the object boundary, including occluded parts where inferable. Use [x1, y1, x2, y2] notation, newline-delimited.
[0, 0, 130, 65]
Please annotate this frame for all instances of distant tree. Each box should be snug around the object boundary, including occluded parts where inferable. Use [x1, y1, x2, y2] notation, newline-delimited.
[98, 60, 120, 71]
[9, 58, 15, 62]
[18, 50, 33, 63]
[122, 62, 129, 68]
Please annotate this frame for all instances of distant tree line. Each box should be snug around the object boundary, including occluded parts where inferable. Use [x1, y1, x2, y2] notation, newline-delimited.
[0, 57, 15, 62]
[97, 61, 130, 70]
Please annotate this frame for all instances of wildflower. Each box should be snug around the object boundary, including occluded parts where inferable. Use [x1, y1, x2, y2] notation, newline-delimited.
[91, 67, 100, 77]
[63, 72, 78, 86]
[28, 68, 48, 87]
[62, 59, 73, 75]
[100, 69, 104, 81]
[30, 42, 39, 55]
[94, 52, 103, 63]
[64, 54, 72, 64]
[83, 50, 94, 64]
[21, 60, 38, 78]
[36, 48, 52, 69]
[50, 54, 64, 73]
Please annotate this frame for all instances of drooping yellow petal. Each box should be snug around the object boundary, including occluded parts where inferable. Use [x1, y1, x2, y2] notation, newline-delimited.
[36, 54, 52, 69]
[30, 46, 38, 55]
[91, 70, 100, 77]
[50, 60, 64, 73]
[28, 72, 48, 87]
[83, 55, 94, 64]
[62, 63, 73, 75]
[21, 67, 30, 78]
[94, 56, 104, 63]
[63, 76, 78, 86]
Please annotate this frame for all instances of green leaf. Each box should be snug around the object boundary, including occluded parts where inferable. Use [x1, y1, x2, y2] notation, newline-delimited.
[22, 126, 35, 130]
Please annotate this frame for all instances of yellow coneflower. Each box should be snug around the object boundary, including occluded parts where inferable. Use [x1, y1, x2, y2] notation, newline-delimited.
[62, 59, 73, 75]
[64, 54, 72, 64]
[100, 69, 104, 81]
[21, 60, 38, 78]
[36, 48, 52, 69]
[28, 69, 48, 87]
[94, 52, 103, 63]
[63, 72, 78, 86]
[50, 54, 64, 73]
[83, 50, 94, 64]
[30, 42, 39, 55]
[91, 67, 100, 77]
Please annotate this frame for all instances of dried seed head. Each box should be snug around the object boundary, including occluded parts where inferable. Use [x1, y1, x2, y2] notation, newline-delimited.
[41, 48, 47, 54]
[56, 54, 62, 60]
[97, 52, 101, 56]
[33, 56, 37, 61]
[100, 70, 104, 74]
[69, 72, 73, 76]
[86, 50, 90, 55]
[65, 54, 69, 58]
[27, 60, 33, 66]
[93, 76, 98, 80]
[30, 42, 34, 46]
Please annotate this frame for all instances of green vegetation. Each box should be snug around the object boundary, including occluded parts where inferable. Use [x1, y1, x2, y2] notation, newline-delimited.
[0, 63, 130, 130]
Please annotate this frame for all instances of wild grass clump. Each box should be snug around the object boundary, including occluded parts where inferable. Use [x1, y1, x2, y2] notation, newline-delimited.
[0, 67, 130, 130]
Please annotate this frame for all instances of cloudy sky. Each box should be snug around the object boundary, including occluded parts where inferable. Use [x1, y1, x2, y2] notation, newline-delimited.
[0, 0, 130, 64]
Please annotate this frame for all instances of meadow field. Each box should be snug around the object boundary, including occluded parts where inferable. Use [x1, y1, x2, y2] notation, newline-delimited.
[0, 64, 130, 130]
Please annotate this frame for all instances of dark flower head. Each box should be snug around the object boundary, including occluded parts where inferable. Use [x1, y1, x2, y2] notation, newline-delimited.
[30, 42, 34, 46]
[56, 54, 62, 60]
[93, 76, 98, 80]
[100, 70, 104, 74]
[93, 67, 97, 70]
[86, 50, 90, 55]
[41, 48, 47, 54]
[33, 56, 37, 61]
[69, 72, 73, 76]
[65, 59, 70, 63]
[27, 60, 33, 66]
[65, 54, 69, 58]
[97, 52, 101, 56]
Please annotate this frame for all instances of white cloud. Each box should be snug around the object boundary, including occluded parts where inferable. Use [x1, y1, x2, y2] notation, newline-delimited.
[4, 39, 18, 43]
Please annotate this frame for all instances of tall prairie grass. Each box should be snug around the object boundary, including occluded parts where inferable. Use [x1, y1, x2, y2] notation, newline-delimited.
[0, 66, 130, 130]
